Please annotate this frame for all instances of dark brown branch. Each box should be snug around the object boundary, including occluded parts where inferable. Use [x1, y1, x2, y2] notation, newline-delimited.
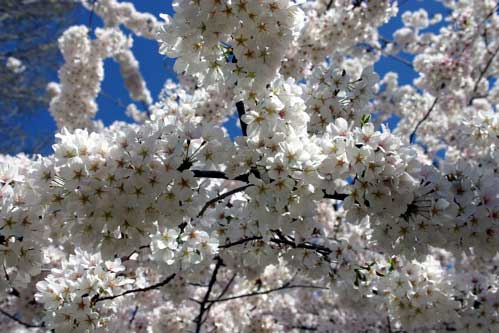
[219, 236, 263, 248]
[271, 231, 332, 258]
[323, 191, 348, 201]
[201, 273, 237, 326]
[191, 170, 250, 183]
[93, 273, 176, 303]
[236, 101, 248, 136]
[198, 184, 253, 217]
[326, 0, 333, 10]
[293, 325, 318, 331]
[194, 257, 224, 333]
[468, 45, 499, 105]
[0, 308, 43, 328]
[220, 234, 333, 259]
[384, 53, 414, 69]
[363, 43, 413, 69]
[409, 97, 439, 144]
[87, 0, 97, 30]
[128, 305, 139, 328]
[206, 282, 328, 304]
[192, 169, 347, 201]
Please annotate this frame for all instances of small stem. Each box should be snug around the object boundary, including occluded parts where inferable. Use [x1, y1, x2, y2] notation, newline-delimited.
[326, 0, 333, 10]
[206, 283, 328, 303]
[194, 257, 223, 333]
[201, 273, 237, 326]
[87, 0, 97, 30]
[409, 97, 439, 144]
[93, 273, 176, 303]
[197, 184, 253, 218]
[0, 308, 43, 329]
[236, 101, 248, 136]
[468, 45, 499, 105]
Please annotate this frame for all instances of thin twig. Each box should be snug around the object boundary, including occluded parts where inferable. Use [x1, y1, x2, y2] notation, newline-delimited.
[0, 308, 43, 329]
[220, 234, 333, 260]
[409, 97, 439, 144]
[326, 0, 333, 11]
[194, 257, 224, 333]
[293, 325, 318, 331]
[219, 236, 263, 248]
[468, 45, 499, 105]
[191, 170, 250, 182]
[363, 43, 413, 69]
[93, 273, 176, 303]
[87, 0, 97, 30]
[192, 169, 346, 201]
[271, 231, 332, 258]
[128, 305, 139, 328]
[201, 273, 237, 326]
[99, 90, 128, 112]
[323, 190, 348, 201]
[206, 283, 328, 303]
[385, 53, 414, 69]
[197, 184, 253, 217]
[236, 101, 248, 136]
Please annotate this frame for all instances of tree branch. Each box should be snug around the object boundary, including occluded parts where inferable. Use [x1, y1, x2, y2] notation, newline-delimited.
[0, 308, 43, 329]
[236, 101, 248, 136]
[87, 0, 97, 30]
[194, 257, 223, 333]
[326, 0, 333, 11]
[191, 169, 250, 183]
[271, 231, 332, 258]
[192, 170, 347, 201]
[93, 273, 176, 303]
[197, 184, 253, 217]
[323, 191, 348, 201]
[219, 236, 263, 248]
[468, 45, 499, 105]
[220, 233, 333, 260]
[200, 273, 237, 326]
[206, 282, 328, 304]
[409, 96, 439, 144]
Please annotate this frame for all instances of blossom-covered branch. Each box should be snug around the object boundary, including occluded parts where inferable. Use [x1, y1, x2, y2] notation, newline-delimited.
[2, 1, 499, 332]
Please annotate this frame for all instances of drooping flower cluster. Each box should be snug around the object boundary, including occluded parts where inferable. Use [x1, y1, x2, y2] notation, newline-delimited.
[48, 26, 132, 130]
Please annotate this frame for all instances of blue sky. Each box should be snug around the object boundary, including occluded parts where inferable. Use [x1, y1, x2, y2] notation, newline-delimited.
[21, 0, 448, 155]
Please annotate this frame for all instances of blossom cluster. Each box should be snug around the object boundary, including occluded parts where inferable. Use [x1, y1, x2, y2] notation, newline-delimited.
[158, 0, 304, 93]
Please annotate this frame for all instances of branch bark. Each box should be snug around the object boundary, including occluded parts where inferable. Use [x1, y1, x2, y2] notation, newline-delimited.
[236, 101, 248, 136]
[194, 257, 224, 333]
[0, 308, 43, 329]
[409, 96, 439, 144]
[468, 45, 499, 106]
[206, 282, 328, 304]
[197, 184, 253, 217]
[93, 273, 176, 303]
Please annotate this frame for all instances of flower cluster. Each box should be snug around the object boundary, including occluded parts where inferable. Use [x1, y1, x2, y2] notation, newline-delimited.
[81, 0, 160, 39]
[0, 154, 44, 291]
[35, 250, 134, 332]
[150, 79, 234, 125]
[158, 0, 304, 92]
[48, 26, 132, 130]
[281, 0, 397, 79]
[305, 65, 377, 133]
